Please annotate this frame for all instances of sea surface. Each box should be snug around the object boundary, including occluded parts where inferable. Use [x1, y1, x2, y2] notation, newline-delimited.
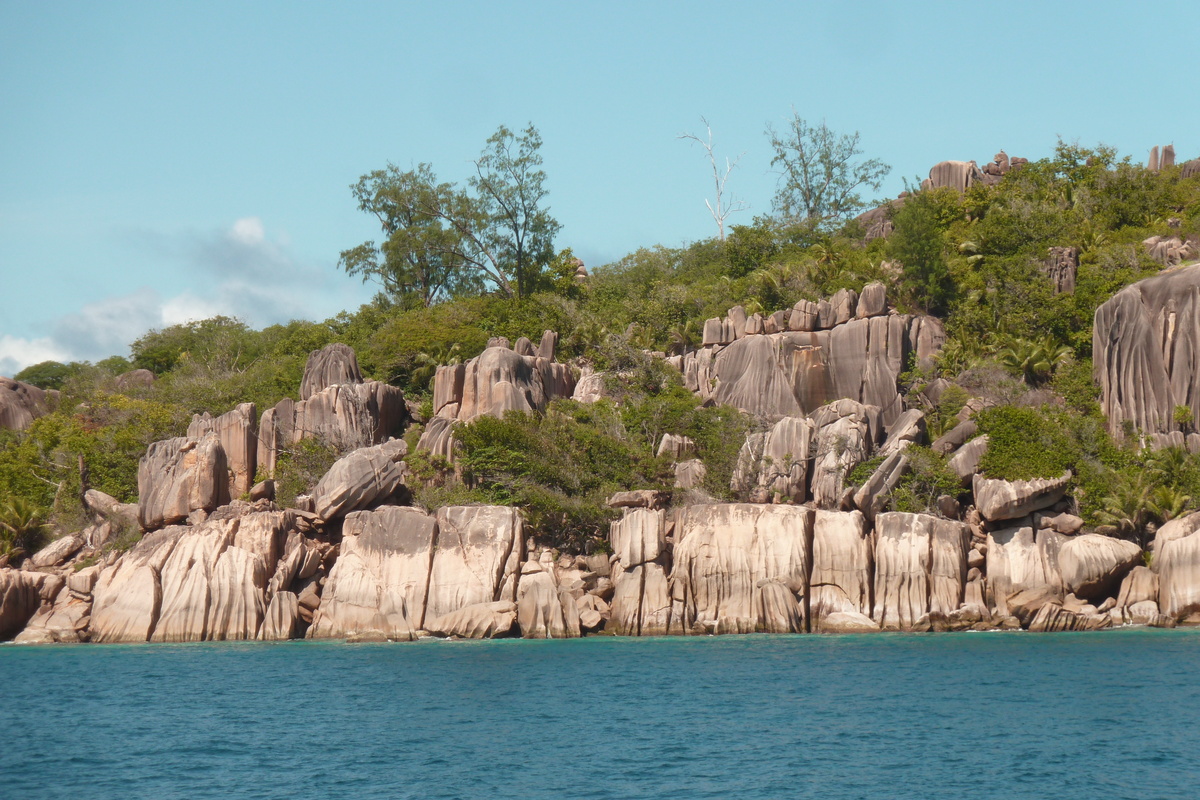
[2, 629, 1198, 799]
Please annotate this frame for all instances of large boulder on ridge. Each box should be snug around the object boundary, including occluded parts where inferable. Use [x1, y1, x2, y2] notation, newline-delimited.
[300, 343, 363, 400]
[0, 377, 54, 431]
[309, 439, 408, 523]
[1094, 264, 1200, 439]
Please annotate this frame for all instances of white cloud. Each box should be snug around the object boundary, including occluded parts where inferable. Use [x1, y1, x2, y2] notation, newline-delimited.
[1, 217, 372, 377]
[0, 335, 70, 378]
[230, 216, 265, 246]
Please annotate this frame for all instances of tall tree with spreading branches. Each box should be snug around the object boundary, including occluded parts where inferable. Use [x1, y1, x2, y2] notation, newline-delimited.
[767, 112, 891, 228]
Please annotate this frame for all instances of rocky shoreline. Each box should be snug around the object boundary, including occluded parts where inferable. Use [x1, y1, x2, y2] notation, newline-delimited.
[5, 263, 1200, 644]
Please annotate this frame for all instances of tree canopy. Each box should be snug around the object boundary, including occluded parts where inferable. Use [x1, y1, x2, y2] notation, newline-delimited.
[767, 113, 891, 228]
[340, 124, 560, 304]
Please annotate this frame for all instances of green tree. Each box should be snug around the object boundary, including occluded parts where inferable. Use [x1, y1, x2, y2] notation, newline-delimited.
[13, 360, 80, 390]
[888, 188, 956, 313]
[341, 163, 476, 308]
[766, 113, 891, 227]
[341, 124, 559, 302]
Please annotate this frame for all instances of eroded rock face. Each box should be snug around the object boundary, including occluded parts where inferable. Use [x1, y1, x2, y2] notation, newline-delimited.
[0, 377, 54, 431]
[670, 504, 813, 635]
[138, 434, 229, 531]
[1058, 534, 1142, 602]
[301, 343, 363, 401]
[431, 344, 575, 423]
[516, 563, 581, 639]
[674, 307, 941, 426]
[309, 439, 408, 522]
[258, 382, 407, 475]
[425, 506, 522, 624]
[0, 569, 47, 639]
[188, 403, 258, 498]
[1094, 264, 1200, 438]
[308, 506, 436, 641]
[927, 160, 985, 192]
[810, 510, 872, 631]
[985, 524, 1065, 615]
[90, 510, 297, 643]
[730, 417, 815, 503]
[872, 513, 969, 630]
[608, 508, 672, 637]
[973, 472, 1071, 523]
[811, 401, 876, 508]
[1154, 512, 1200, 619]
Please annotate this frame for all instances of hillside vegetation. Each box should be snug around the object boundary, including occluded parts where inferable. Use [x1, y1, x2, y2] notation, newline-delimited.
[5, 131, 1200, 557]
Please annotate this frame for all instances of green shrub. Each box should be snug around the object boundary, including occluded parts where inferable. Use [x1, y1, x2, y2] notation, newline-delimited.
[975, 406, 1078, 481]
[273, 438, 341, 509]
[891, 446, 962, 514]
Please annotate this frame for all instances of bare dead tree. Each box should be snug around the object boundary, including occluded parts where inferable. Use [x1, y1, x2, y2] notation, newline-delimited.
[679, 117, 748, 241]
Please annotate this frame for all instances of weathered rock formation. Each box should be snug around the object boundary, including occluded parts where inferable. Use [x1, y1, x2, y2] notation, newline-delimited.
[0, 376, 55, 431]
[91, 507, 305, 642]
[1042, 246, 1079, 294]
[188, 403, 257, 498]
[669, 290, 943, 427]
[670, 504, 812, 635]
[730, 417, 815, 502]
[430, 336, 575, 423]
[872, 512, 969, 630]
[300, 343, 363, 400]
[1094, 263, 1200, 438]
[138, 433, 229, 530]
[309, 439, 408, 523]
[973, 472, 1071, 523]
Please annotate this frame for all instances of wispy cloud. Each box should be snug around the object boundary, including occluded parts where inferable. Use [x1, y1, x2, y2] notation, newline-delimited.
[2, 218, 366, 376]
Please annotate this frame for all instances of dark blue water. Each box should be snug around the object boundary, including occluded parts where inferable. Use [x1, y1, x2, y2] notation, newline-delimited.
[2, 630, 1198, 799]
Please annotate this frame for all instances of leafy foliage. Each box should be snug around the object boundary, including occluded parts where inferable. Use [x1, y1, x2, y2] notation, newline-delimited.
[767, 113, 891, 227]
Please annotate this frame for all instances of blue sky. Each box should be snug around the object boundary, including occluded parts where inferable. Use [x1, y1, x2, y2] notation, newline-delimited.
[2, 0, 1197, 375]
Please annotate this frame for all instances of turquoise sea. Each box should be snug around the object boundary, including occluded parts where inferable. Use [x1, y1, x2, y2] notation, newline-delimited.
[2, 629, 1198, 799]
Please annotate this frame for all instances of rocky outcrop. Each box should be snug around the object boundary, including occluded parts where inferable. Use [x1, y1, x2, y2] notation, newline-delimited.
[90, 509, 300, 643]
[872, 512, 969, 630]
[430, 341, 575, 423]
[138, 434, 229, 530]
[1058, 534, 1142, 602]
[810, 401, 876, 508]
[300, 343, 363, 401]
[669, 291, 944, 426]
[608, 508, 672, 636]
[1143, 236, 1197, 267]
[0, 377, 54, 431]
[114, 369, 155, 391]
[257, 381, 407, 476]
[308, 506, 435, 641]
[1154, 512, 1200, 620]
[985, 523, 1065, 616]
[188, 403, 258, 498]
[809, 510, 872, 632]
[730, 417, 815, 502]
[926, 160, 985, 192]
[425, 506, 522, 624]
[426, 601, 517, 639]
[1041, 247, 1079, 294]
[670, 504, 813, 635]
[0, 569, 48, 639]
[309, 439, 408, 523]
[1094, 264, 1200, 438]
[973, 472, 1071, 523]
